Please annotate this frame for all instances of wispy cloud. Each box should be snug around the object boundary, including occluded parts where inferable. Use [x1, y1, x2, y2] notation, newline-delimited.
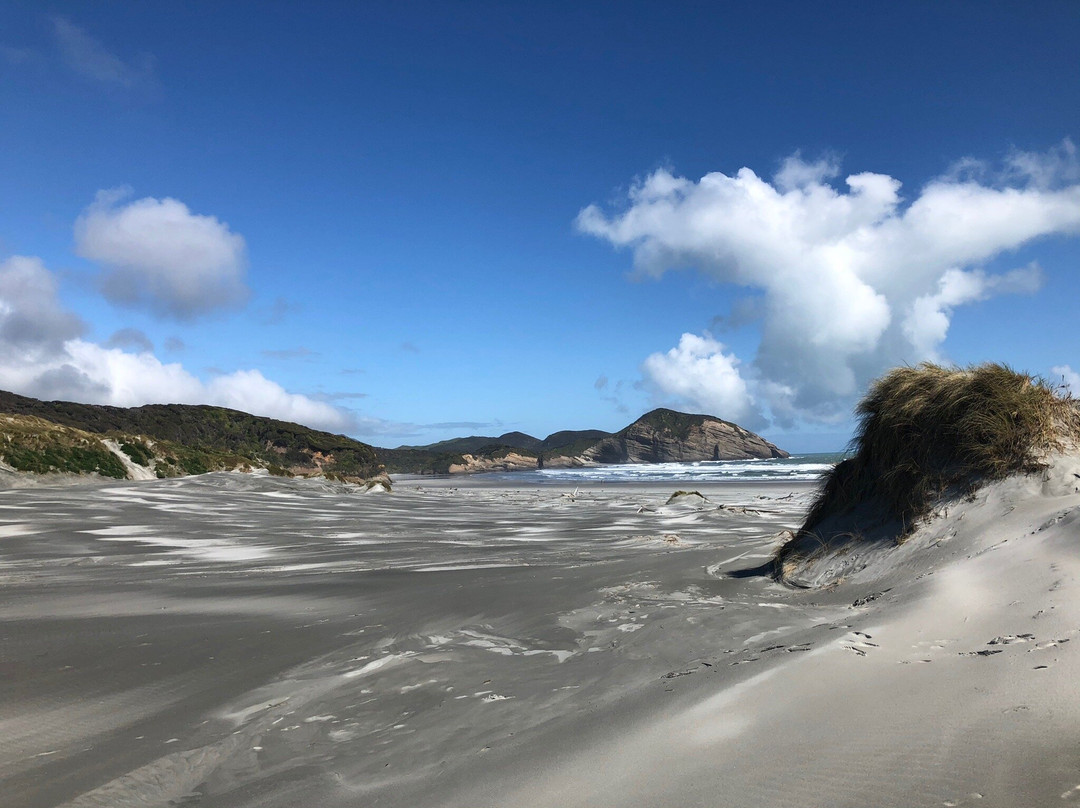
[104, 327, 153, 353]
[313, 391, 369, 402]
[426, 421, 500, 431]
[50, 16, 154, 88]
[594, 376, 630, 415]
[346, 418, 504, 445]
[261, 347, 318, 360]
[259, 297, 302, 326]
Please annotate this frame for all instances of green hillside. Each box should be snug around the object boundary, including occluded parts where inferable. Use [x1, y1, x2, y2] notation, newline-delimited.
[382, 427, 611, 473]
[632, 408, 721, 440]
[0, 391, 385, 482]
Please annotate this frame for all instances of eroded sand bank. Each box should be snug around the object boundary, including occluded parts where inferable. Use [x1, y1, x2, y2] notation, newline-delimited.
[2, 467, 1079, 807]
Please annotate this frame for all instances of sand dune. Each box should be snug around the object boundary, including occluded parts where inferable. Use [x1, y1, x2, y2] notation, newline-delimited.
[1, 457, 1079, 807]
[451, 454, 1080, 808]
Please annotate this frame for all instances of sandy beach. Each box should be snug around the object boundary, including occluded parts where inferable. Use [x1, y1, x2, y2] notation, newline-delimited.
[2, 465, 1080, 807]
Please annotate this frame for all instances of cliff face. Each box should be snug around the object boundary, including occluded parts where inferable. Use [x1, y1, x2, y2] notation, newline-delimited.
[447, 451, 539, 474]
[582, 408, 788, 464]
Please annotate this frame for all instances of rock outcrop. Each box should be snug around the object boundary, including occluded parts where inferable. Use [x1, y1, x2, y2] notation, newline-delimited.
[447, 451, 540, 474]
[581, 408, 788, 464]
[384, 409, 788, 473]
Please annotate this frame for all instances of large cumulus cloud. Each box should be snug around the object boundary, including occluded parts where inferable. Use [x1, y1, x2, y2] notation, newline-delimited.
[578, 144, 1080, 425]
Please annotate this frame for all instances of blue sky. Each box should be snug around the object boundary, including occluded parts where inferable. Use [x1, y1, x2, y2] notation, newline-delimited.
[1, 2, 1079, 452]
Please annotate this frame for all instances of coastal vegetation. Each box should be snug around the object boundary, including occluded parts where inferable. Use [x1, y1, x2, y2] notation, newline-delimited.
[635, 408, 720, 441]
[0, 390, 381, 475]
[0, 415, 128, 479]
[120, 440, 153, 466]
[378, 442, 543, 474]
[0, 391, 385, 484]
[777, 363, 1079, 571]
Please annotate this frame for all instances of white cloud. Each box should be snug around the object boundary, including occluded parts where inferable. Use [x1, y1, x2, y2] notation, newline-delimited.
[0, 256, 351, 433]
[0, 256, 85, 351]
[205, 369, 352, 429]
[51, 16, 153, 88]
[1005, 138, 1080, 189]
[904, 264, 1042, 358]
[76, 189, 249, 319]
[774, 151, 841, 192]
[1052, 365, 1080, 396]
[642, 333, 761, 428]
[579, 147, 1080, 424]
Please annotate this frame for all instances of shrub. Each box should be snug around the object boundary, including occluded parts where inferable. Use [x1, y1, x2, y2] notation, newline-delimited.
[120, 440, 153, 466]
[4, 443, 127, 479]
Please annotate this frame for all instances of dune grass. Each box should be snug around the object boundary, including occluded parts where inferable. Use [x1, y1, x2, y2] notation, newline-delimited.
[795, 363, 1077, 545]
[0, 415, 128, 479]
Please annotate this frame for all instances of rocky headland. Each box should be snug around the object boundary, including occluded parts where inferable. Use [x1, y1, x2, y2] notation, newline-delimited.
[383, 407, 788, 474]
[581, 408, 788, 465]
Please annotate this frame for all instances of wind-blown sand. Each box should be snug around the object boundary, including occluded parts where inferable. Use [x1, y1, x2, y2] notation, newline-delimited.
[2, 462, 1080, 807]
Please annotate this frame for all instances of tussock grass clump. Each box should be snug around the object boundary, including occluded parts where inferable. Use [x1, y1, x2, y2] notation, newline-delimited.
[796, 363, 1077, 544]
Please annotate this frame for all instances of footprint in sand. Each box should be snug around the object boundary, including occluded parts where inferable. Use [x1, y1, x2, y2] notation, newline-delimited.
[960, 634, 1039, 656]
[730, 656, 761, 666]
[841, 631, 878, 657]
[987, 633, 1035, 645]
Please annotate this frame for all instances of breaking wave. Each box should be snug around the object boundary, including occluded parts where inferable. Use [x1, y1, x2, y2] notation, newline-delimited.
[489, 453, 842, 484]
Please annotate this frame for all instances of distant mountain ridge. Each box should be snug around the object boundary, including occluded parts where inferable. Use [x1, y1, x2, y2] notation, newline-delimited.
[0, 390, 788, 481]
[397, 429, 610, 456]
[380, 408, 786, 473]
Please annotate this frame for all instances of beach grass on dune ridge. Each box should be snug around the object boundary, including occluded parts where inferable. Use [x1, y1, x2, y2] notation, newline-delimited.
[788, 363, 1078, 554]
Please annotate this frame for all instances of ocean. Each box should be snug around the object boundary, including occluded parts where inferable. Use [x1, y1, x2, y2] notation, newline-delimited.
[485, 452, 844, 484]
